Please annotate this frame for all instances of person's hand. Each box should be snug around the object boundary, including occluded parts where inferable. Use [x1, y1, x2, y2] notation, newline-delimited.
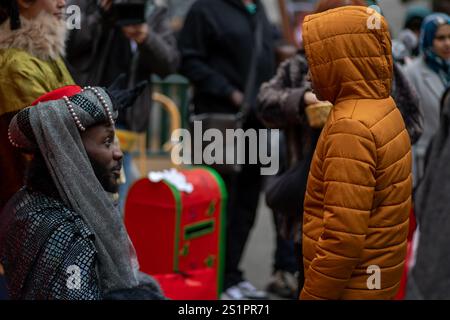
[122, 24, 149, 44]
[100, 0, 113, 12]
[304, 91, 319, 106]
[230, 90, 244, 108]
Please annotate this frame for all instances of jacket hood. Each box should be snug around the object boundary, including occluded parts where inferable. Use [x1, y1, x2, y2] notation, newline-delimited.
[302, 6, 393, 104]
[0, 11, 67, 61]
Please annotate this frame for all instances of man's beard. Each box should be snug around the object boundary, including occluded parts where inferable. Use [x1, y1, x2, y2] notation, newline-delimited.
[89, 158, 122, 194]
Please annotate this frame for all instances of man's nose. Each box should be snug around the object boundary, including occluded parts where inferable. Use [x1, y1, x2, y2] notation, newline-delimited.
[112, 139, 124, 161]
[58, 0, 66, 8]
[113, 148, 123, 161]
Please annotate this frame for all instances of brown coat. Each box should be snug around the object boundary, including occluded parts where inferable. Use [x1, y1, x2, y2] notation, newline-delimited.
[300, 6, 412, 300]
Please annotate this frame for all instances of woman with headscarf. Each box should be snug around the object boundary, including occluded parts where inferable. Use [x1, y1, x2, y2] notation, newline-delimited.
[0, 0, 75, 210]
[404, 14, 450, 185]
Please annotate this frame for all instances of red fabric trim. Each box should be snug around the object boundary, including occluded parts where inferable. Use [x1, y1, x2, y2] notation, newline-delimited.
[31, 85, 82, 106]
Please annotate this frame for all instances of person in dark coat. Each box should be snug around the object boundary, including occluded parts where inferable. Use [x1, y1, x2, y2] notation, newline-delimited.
[405, 86, 450, 300]
[404, 13, 450, 186]
[66, 0, 179, 89]
[178, 0, 276, 300]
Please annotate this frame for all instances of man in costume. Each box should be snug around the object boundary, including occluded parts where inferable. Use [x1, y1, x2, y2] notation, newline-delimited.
[0, 84, 164, 300]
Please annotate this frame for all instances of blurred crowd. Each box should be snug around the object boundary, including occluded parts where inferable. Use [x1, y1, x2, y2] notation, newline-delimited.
[1, 0, 450, 301]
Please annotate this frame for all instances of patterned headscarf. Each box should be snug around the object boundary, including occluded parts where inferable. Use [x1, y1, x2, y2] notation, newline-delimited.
[8, 87, 146, 294]
[420, 13, 450, 86]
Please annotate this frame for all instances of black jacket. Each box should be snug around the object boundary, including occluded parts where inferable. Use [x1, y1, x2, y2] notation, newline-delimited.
[178, 0, 276, 125]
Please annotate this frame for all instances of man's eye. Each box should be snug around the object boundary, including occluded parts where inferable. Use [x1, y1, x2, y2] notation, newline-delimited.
[104, 138, 112, 147]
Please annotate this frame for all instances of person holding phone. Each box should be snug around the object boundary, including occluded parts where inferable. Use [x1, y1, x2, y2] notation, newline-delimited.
[67, 0, 179, 87]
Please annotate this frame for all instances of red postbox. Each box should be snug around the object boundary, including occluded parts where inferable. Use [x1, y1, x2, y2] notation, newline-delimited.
[124, 167, 227, 299]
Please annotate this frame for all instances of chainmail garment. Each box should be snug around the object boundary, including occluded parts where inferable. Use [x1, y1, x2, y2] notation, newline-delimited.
[0, 188, 101, 300]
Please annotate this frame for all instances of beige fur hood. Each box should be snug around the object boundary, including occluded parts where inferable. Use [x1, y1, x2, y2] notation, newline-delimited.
[0, 12, 67, 61]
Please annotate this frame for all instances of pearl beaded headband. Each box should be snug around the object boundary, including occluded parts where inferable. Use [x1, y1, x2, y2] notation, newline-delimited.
[64, 86, 115, 132]
[9, 86, 115, 149]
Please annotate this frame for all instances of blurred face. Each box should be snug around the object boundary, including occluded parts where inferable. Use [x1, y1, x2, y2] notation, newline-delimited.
[17, 0, 66, 20]
[81, 124, 123, 193]
[433, 24, 450, 60]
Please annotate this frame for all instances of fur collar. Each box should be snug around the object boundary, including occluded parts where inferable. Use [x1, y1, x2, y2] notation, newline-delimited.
[0, 12, 67, 60]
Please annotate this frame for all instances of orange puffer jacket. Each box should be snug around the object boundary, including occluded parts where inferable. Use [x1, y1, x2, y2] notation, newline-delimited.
[300, 6, 412, 300]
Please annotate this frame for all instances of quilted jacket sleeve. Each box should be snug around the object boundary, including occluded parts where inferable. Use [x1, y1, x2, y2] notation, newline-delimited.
[301, 118, 377, 300]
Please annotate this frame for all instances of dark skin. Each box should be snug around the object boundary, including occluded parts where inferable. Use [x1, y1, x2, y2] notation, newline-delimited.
[81, 123, 123, 193]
